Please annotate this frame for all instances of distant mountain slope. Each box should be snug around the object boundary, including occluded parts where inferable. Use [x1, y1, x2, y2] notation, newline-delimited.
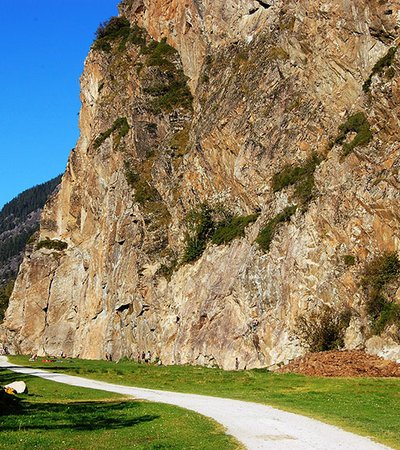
[0, 175, 62, 319]
[0, 176, 62, 236]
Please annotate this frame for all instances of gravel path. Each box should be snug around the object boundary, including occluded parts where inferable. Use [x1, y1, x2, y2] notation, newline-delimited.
[0, 357, 392, 450]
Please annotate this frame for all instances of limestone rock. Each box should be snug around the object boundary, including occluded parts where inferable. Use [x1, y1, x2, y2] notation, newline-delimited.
[366, 336, 400, 364]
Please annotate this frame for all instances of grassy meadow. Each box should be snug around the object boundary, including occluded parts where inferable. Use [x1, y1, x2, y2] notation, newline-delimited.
[9, 355, 400, 449]
[8, 356, 400, 449]
[0, 366, 240, 450]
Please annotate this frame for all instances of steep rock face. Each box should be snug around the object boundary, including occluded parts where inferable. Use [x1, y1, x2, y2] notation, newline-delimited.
[4, 0, 400, 368]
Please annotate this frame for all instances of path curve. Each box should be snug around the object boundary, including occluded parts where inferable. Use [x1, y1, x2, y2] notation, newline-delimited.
[0, 357, 392, 450]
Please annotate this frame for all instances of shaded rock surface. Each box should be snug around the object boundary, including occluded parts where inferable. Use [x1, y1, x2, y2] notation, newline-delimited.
[3, 0, 400, 369]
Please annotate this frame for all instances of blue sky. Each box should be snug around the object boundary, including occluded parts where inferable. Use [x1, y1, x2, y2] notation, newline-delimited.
[0, 0, 118, 209]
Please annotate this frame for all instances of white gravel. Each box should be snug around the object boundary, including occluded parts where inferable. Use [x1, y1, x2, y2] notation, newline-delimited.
[0, 357, 393, 450]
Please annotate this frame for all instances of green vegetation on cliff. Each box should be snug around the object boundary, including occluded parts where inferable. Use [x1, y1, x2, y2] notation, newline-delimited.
[272, 153, 320, 203]
[143, 38, 177, 67]
[211, 214, 259, 245]
[124, 162, 161, 204]
[182, 205, 259, 264]
[93, 16, 131, 52]
[363, 46, 398, 92]
[334, 112, 372, 156]
[93, 16, 192, 113]
[94, 117, 129, 149]
[124, 161, 171, 233]
[143, 38, 193, 112]
[37, 238, 68, 252]
[343, 254, 356, 266]
[256, 205, 297, 252]
[182, 204, 214, 264]
[362, 253, 400, 335]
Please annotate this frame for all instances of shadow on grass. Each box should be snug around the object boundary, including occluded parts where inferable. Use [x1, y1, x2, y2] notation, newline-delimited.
[1, 400, 159, 431]
[0, 369, 159, 431]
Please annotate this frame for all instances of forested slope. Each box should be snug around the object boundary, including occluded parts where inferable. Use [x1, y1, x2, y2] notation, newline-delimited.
[0, 175, 62, 320]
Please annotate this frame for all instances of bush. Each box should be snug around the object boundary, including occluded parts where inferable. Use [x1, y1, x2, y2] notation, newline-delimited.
[141, 38, 192, 113]
[212, 214, 259, 245]
[124, 162, 160, 204]
[93, 17, 131, 52]
[363, 46, 397, 92]
[256, 205, 297, 252]
[169, 127, 190, 157]
[385, 66, 396, 79]
[145, 38, 177, 67]
[124, 164, 140, 186]
[148, 78, 193, 112]
[93, 20, 149, 53]
[296, 305, 352, 352]
[182, 205, 214, 264]
[362, 253, 400, 293]
[272, 153, 320, 203]
[272, 166, 305, 192]
[129, 24, 146, 47]
[266, 46, 289, 61]
[114, 117, 129, 137]
[372, 301, 400, 335]
[94, 118, 129, 149]
[95, 17, 130, 40]
[362, 253, 400, 335]
[133, 179, 160, 204]
[181, 205, 259, 264]
[343, 254, 356, 266]
[37, 239, 68, 251]
[334, 112, 372, 156]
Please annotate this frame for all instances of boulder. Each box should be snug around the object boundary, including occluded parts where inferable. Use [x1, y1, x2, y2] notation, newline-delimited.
[4, 381, 27, 394]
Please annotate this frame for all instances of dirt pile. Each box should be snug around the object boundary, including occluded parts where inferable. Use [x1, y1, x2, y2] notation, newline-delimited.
[277, 350, 400, 377]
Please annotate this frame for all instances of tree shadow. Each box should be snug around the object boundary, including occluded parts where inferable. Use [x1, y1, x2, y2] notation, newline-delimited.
[1, 369, 160, 432]
[1, 400, 159, 431]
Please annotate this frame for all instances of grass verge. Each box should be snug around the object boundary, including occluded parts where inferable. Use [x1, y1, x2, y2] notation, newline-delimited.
[0, 367, 239, 450]
[8, 356, 400, 449]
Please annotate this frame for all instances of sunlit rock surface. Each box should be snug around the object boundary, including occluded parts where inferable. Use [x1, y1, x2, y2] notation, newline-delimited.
[3, 0, 400, 368]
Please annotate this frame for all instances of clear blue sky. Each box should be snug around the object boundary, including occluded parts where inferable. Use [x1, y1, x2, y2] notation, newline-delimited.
[0, 0, 118, 209]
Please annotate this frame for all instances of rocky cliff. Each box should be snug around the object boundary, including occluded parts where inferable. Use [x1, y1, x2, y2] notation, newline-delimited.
[3, 0, 400, 368]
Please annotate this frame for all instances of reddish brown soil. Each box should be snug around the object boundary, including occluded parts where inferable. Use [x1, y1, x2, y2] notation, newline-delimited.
[276, 350, 400, 377]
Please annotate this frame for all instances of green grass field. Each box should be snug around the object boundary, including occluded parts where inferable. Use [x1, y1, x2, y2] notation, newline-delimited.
[9, 356, 400, 449]
[0, 367, 240, 450]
